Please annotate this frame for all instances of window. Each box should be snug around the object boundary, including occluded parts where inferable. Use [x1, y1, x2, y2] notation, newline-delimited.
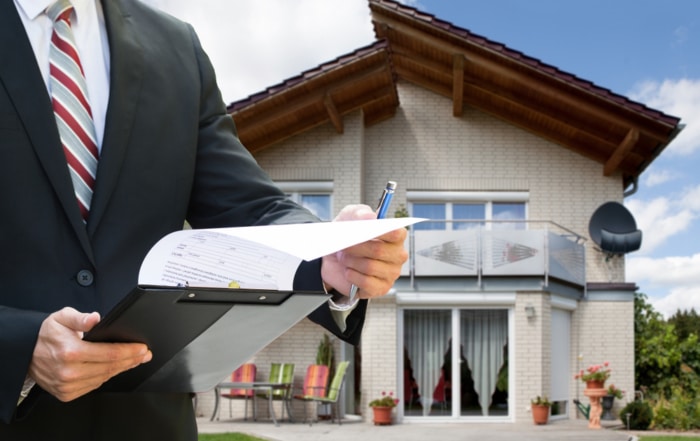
[402, 308, 509, 419]
[276, 181, 333, 221]
[492, 203, 526, 230]
[408, 191, 528, 231]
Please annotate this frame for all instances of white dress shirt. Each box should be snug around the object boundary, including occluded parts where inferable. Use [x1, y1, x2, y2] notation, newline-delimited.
[14, 0, 110, 150]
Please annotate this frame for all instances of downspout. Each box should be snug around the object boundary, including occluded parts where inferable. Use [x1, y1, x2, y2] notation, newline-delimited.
[623, 176, 638, 198]
[623, 123, 685, 199]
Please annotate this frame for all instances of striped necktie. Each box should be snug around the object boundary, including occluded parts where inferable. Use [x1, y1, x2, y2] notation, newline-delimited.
[47, 0, 99, 223]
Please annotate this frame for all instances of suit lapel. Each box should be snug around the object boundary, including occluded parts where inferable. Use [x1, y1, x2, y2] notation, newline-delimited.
[87, 0, 145, 234]
[0, 2, 95, 263]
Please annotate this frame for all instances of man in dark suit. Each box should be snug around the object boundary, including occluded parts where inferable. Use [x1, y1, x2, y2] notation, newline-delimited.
[0, 0, 407, 439]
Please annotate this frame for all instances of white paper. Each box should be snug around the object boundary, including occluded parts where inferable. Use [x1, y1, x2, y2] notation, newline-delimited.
[138, 217, 423, 290]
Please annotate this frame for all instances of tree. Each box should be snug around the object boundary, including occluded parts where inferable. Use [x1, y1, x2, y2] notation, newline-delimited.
[634, 293, 683, 394]
[668, 308, 700, 341]
[633, 293, 700, 429]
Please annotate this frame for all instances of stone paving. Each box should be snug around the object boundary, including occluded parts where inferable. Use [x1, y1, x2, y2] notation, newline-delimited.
[197, 417, 638, 441]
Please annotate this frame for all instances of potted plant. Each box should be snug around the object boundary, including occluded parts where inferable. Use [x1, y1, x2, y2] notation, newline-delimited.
[530, 395, 551, 425]
[368, 391, 399, 425]
[574, 361, 612, 389]
[601, 384, 624, 420]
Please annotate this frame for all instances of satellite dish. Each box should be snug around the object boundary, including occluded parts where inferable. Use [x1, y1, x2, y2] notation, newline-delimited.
[588, 201, 642, 254]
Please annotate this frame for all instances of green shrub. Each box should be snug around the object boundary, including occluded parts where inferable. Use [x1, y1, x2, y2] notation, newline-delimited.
[654, 398, 689, 430]
[620, 400, 653, 430]
[651, 385, 700, 430]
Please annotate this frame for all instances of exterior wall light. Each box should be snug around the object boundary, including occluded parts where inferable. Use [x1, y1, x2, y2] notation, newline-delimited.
[525, 304, 536, 319]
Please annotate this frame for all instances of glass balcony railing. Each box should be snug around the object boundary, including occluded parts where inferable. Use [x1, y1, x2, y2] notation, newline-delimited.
[400, 220, 586, 288]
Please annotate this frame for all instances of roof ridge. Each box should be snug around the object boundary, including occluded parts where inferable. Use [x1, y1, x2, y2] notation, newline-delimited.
[369, 0, 678, 124]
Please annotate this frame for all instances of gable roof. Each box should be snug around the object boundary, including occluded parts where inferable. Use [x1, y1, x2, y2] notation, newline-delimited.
[227, 0, 682, 188]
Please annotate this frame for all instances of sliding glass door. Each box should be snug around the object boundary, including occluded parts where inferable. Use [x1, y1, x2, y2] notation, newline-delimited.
[402, 308, 509, 419]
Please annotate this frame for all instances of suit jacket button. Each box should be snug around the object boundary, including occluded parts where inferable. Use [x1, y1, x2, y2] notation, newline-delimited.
[77, 270, 94, 287]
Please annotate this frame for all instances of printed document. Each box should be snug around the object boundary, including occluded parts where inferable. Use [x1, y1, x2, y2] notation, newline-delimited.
[138, 218, 423, 291]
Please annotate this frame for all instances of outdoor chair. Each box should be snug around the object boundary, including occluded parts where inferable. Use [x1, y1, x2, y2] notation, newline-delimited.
[293, 360, 350, 425]
[295, 364, 330, 398]
[218, 363, 257, 420]
[292, 364, 330, 420]
[256, 363, 295, 422]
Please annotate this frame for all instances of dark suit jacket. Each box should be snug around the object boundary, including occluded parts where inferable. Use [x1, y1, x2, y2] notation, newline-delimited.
[0, 1, 366, 439]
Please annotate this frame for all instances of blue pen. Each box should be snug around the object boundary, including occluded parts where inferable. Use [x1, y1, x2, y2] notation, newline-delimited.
[348, 181, 397, 301]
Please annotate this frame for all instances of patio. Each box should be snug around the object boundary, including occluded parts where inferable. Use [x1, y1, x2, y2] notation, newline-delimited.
[197, 417, 633, 441]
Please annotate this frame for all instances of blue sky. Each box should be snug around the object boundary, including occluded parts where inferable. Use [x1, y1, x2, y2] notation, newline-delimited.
[144, 0, 700, 317]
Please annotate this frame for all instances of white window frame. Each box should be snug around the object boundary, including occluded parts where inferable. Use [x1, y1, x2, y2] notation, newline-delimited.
[276, 181, 334, 221]
[407, 191, 529, 230]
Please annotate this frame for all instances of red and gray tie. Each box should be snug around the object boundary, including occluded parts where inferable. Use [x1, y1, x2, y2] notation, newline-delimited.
[47, 0, 99, 223]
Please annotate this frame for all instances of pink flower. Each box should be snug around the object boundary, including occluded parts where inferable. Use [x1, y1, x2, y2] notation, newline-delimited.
[370, 390, 400, 408]
[574, 362, 612, 383]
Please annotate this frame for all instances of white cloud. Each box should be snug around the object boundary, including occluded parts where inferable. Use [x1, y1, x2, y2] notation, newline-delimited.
[628, 254, 700, 317]
[673, 26, 689, 47]
[140, 0, 375, 102]
[629, 78, 700, 156]
[680, 184, 700, 211]
[643, 168, 677, 188]
[652, 286, 700, 318]
[625, 193, 697, 254]
[626, 185, 700, 317]
[628, 254, 700, 287]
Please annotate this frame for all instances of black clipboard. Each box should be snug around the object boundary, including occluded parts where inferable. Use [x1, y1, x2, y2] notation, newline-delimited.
[84, 285, 328, 393]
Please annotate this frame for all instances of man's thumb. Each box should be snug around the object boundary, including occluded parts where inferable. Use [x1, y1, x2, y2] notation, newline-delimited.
[54, 307, 101, 332]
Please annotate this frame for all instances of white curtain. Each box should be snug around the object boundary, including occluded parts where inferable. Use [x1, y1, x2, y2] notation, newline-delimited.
[404, 310, 451, 416]
[460, 310, 508, 416]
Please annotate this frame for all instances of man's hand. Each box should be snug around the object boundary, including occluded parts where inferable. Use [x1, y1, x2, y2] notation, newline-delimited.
[28, 307, 152, 402]
[321, 204, 408, 299]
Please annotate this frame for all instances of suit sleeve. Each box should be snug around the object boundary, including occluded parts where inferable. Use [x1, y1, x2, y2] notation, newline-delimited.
[182, 27, 367, 343]
[0, 308, 49, 423]
[294, 259, 367, 345]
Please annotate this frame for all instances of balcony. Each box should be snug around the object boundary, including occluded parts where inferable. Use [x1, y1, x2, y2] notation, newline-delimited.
[400, 220, 586, 290]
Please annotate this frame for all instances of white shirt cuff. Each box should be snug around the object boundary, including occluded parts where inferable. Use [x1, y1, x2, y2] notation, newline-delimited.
[17, 377, 35, 406]
[326, 287, 360, 332]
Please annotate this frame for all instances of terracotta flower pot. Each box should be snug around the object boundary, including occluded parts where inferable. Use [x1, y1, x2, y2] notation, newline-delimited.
[531, 404, 550, 425]
[372, 406, 394, 425]
[585, 380, 605, 390]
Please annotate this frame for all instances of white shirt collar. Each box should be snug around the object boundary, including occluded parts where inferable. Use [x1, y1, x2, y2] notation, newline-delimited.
[14, 0, 93, 25]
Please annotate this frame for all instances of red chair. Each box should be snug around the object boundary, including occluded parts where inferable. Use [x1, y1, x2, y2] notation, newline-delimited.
[292, 364, 330, 423]
[297, 364, 330, 398]
[293, 361, 350, 425]
[219, 363, 257, 420]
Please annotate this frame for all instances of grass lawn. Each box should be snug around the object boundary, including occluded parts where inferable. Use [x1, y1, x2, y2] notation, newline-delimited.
[198, 433, 267, 441]
[640, 437, 700, 441]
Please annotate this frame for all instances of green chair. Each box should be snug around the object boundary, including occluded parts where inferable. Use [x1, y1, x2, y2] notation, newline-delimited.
[293, 360, 350, 425]
[257, 363, 295, 423]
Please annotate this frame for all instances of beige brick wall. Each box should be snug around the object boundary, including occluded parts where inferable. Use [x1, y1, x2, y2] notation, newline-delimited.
[570, 300, 635, 419]
[360, 294, 399, 417]
[514, 293, 551, 422]
[254, 111, 365, 216]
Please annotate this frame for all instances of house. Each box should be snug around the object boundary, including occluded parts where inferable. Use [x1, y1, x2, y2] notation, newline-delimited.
[197, 0, 682, 423]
